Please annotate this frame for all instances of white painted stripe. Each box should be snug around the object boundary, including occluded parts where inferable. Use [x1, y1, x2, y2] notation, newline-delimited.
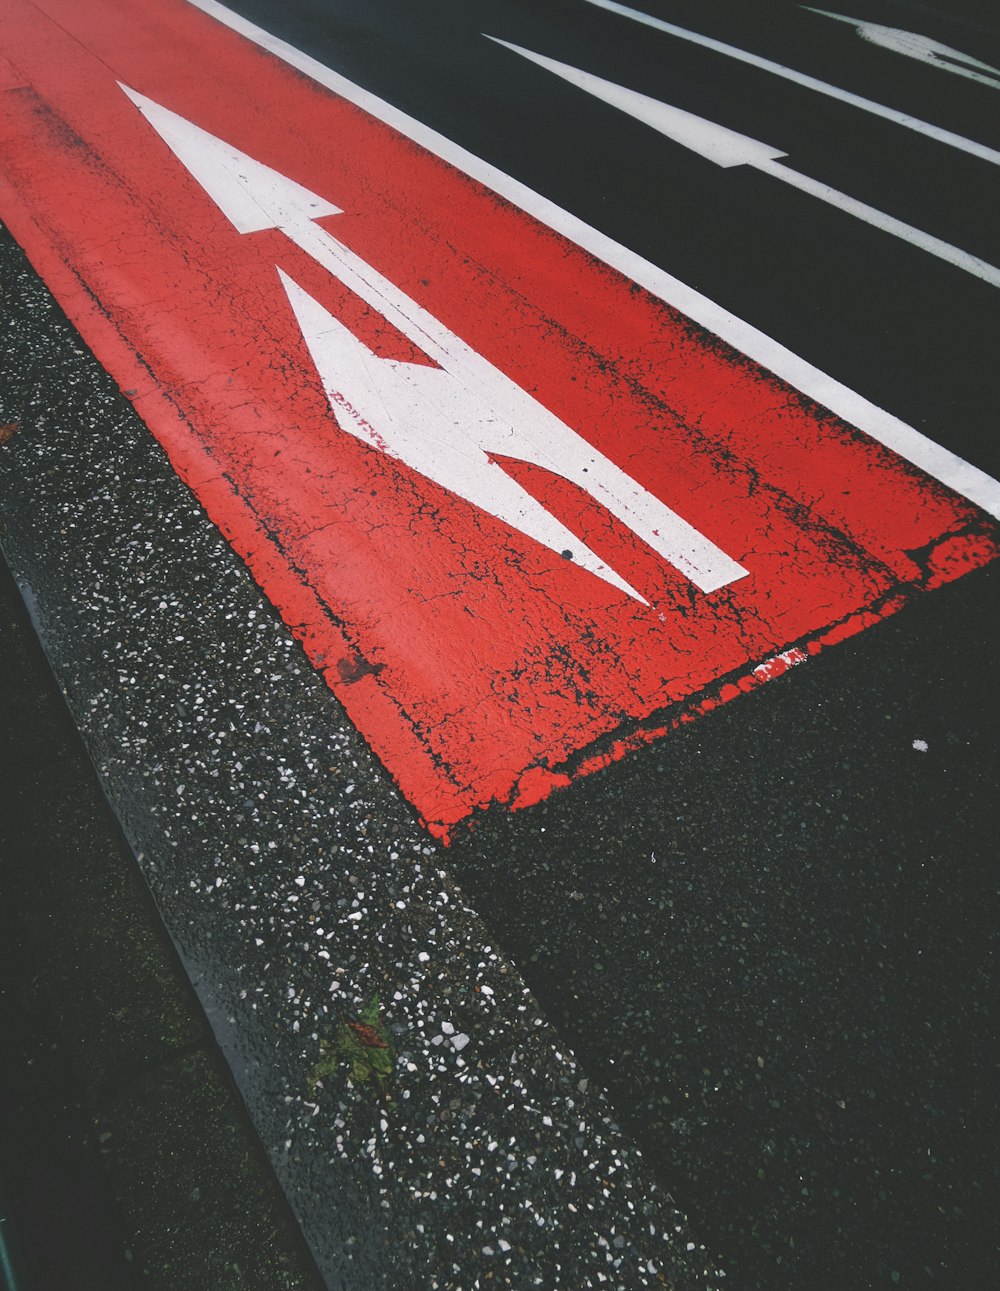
[580, 0, 1000, 168]
[758, 157, 1000, 287]
[187, 0, 1000, 520]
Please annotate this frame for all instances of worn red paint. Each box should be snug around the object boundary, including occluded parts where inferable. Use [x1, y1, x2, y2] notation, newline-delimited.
[1, 0, 996, 836]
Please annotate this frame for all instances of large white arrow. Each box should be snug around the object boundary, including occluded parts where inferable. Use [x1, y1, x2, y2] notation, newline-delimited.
[120, 85, 748, 604]
[803, 8, 1000, 90]
[489, 38, 1000, 291]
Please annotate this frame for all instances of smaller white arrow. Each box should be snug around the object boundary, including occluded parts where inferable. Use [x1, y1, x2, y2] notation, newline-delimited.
[803, 8, 1000, 90]
[488, 37, 1000, 290]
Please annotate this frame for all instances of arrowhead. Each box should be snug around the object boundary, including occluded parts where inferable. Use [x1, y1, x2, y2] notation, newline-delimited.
[118, 85, 341, 232]
[486, 37, 785, 168]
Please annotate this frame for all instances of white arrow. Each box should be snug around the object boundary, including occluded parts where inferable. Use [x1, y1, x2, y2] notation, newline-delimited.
[488, 38, 1000, 291]
[119, 85, 748, 604]
[803, 8, 1000, 90]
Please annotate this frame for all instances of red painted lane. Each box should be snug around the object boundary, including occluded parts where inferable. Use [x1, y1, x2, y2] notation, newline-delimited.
[1, 0, 995, 836]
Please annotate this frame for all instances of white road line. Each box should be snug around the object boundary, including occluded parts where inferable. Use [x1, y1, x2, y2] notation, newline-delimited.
[490, 37, 1000, 289]
[803, 8, 1000, 90]
[580, 0, 1000, 167]
[187, 0, 1000, 520]
[757, 156, 1000, 286]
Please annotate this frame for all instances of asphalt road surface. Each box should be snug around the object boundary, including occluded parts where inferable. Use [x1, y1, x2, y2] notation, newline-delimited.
[1, 1, 998, 1288]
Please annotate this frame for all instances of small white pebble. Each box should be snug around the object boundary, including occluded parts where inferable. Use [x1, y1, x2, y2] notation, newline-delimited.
[912, 738, 929, 752]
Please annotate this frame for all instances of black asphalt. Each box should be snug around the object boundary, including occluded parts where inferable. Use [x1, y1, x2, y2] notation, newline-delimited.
[0, 559, 324, 1290]
[2, 1, 998, 1288]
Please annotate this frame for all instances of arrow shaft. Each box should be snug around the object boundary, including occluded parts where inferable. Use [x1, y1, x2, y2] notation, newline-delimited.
[755, 157, 1000, 288]
[285, 218, 497, 395]
[930, 61, 1000, 91]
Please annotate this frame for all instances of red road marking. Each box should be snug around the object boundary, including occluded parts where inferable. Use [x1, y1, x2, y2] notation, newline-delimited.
[1, 0, 996, 836]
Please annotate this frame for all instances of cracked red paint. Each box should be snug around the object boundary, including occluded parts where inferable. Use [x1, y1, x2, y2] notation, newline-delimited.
[1, 0, 997, 837]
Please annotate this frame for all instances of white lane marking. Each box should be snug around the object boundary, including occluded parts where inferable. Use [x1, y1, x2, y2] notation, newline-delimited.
[490, 38, 1000, 290]
[121, 85, 749, 603]
[578, 0, 1000, 167]
[803, 8, 1000, 89]
[186, 0, 1000, 521]
[755, 155, 1000, 286]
